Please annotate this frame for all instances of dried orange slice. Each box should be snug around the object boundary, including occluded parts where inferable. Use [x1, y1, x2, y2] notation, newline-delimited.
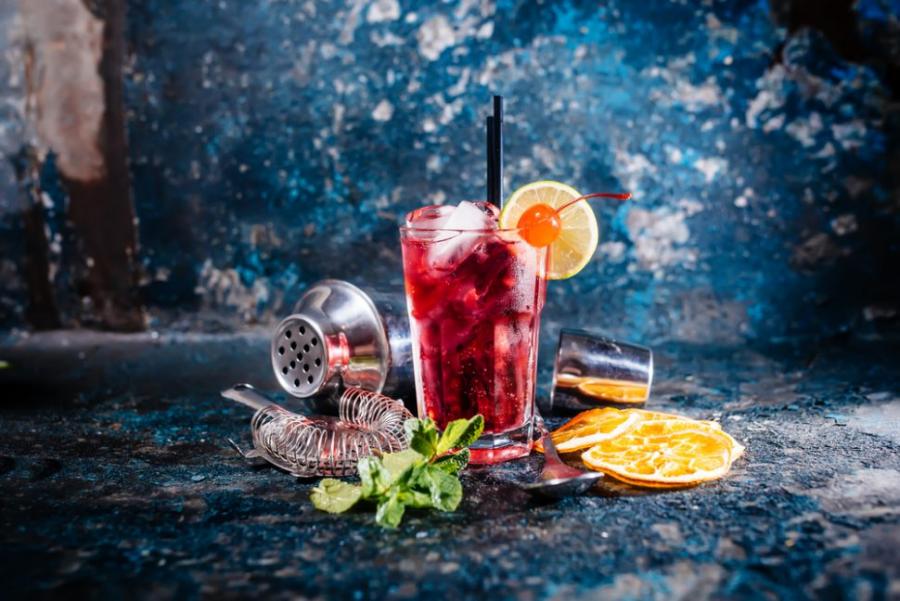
[534, 408, 640, 453]
[576, 379, 649, 404]
[628, 408, 696, 422]
[535, 407, 724, 454]
[581, 419, 742, 487]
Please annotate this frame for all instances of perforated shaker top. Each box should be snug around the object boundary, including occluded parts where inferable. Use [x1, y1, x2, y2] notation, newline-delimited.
[272, 316, 327, 397]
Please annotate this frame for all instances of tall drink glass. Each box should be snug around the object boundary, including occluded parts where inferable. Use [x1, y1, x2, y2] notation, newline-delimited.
[400, 203, 547, 464]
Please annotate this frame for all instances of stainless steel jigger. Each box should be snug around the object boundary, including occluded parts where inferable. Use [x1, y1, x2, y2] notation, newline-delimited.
[271, 280, 414, 413]
[548, 329, 654, 413]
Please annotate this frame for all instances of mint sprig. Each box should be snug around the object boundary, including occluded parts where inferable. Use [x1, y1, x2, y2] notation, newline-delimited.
[310, 415, 484, 528]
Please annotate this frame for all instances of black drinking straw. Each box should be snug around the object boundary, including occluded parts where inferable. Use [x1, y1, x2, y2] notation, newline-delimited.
[486, 115, 496, 205]
[491, 96, 504, 207]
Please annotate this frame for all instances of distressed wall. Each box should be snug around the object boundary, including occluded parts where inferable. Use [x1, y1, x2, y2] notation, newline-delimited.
[1, 0, 144, 331]
[1, 0, 899, 346]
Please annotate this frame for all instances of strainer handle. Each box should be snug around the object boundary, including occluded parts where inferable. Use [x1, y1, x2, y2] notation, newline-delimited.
[222, 383, 278, 412]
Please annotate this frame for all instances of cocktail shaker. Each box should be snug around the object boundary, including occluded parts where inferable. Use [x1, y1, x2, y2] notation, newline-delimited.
[547, 329, 653, 413]
[271, 280, 414, 413]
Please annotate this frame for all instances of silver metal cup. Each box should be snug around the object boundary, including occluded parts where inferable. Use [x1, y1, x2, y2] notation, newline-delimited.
[271, 280, 414, 413]
[548, 329, 653, 413]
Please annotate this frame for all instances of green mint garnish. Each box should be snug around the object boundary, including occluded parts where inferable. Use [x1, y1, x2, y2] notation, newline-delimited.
[405, 418, 440, 457]
[418, 466, 462, 512]
[431, 448, 470, 474]
[310, 478, 362, 514]
[435, 416, 484, 454]
[309, 415, 484, 528]
[375, 492, 405, 528]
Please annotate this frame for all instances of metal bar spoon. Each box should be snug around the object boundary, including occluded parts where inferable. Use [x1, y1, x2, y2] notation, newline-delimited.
[521, 411, 604, 498]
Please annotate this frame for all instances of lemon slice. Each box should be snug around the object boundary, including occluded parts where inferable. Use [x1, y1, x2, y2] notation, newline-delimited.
[499, 181, 599, 280]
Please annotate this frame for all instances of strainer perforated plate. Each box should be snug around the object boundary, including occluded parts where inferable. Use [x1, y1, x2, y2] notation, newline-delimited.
[272, 316, 327, 397]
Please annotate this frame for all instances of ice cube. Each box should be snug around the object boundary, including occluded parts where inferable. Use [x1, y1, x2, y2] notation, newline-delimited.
[443, 201, 497, 231]
[405, 205, 453, 229]
[427, 202, 496, 270]
[472, 201, 500, 222]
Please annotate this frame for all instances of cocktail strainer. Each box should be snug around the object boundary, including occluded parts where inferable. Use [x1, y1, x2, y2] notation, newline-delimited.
[223, 383, 412, 477]
[271, 280, 414, 413]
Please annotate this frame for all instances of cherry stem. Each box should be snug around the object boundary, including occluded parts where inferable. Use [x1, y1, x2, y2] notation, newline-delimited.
[514, 191, 631, 234]
[555, 191, 631, 216]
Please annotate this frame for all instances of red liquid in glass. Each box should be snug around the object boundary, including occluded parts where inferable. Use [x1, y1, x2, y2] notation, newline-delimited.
[400, 205, 546, 463]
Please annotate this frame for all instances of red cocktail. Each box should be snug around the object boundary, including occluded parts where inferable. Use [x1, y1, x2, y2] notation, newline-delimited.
[400, 202, 547, 463]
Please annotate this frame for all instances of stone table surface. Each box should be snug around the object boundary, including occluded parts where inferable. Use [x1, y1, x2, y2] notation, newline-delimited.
[1, 331, 899, 599]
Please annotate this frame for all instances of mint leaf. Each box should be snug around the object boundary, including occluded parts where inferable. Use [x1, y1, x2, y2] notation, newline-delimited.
[432, 448, 470, 474]
[419, 466, 463, 512]
[375, 493, 406, 528]
[310, 414, 484, 528]
[436, 415, 484, 454]
[405, 418, 439, 458]
[398, 488, 432, 509]
[382, 449, 425, 484]
[358, 456, 390, 497]
[310, 479, 362, 514]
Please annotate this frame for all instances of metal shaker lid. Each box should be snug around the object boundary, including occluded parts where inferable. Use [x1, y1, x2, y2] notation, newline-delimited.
[271, 280, 390, 401]
[549, 329, 653, 414]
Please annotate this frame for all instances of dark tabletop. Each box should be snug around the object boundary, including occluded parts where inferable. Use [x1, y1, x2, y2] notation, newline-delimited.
[1, 332, 899, 600]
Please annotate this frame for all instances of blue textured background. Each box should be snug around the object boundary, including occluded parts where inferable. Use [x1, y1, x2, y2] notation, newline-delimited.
[2, 0, 899, 347]
[2, 4, 900, 598]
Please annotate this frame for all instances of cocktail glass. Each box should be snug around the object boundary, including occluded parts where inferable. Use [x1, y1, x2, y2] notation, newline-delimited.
[400, 203, 547, 464]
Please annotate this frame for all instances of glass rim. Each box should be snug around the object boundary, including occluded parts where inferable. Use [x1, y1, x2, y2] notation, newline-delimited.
[399, 225, 522, 235]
